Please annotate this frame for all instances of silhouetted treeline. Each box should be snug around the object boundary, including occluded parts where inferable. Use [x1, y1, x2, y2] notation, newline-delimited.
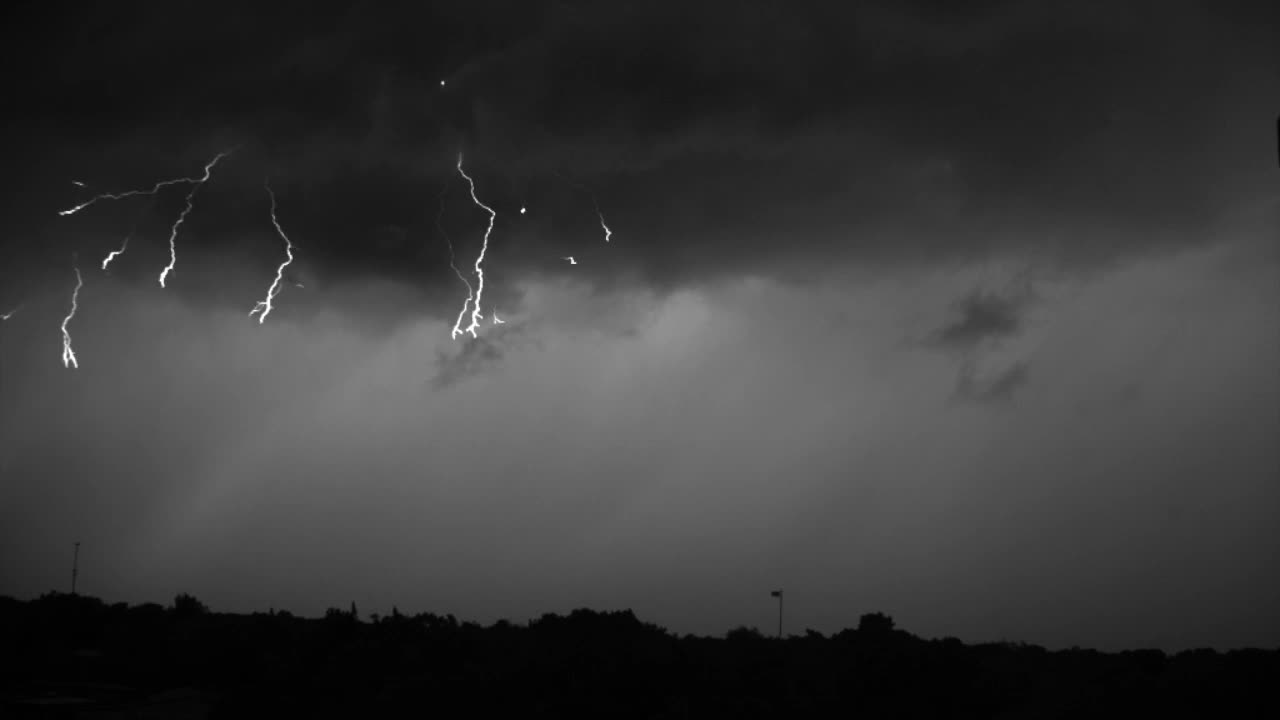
[1, 593, 1275, 718]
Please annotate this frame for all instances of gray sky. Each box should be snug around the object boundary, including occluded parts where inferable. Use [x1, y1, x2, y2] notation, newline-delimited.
[0, 0, 1276, 650]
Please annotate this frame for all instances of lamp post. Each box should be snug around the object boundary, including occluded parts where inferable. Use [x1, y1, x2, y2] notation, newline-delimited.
[770, 589, 783, 639]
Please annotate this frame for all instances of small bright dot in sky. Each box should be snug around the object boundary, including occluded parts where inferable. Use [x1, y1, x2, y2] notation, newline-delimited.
[520, 207, 526, 214]
[440, 80, 446, 87]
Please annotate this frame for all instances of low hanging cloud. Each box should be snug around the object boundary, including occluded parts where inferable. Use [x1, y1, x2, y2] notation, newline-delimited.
[932, 289, 1030, 352]
[954, 359, 1030, 406]
[927, 278, 1038, 404]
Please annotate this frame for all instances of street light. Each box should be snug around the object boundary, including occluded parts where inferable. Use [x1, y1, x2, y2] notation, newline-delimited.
[770, 589, 783, 639]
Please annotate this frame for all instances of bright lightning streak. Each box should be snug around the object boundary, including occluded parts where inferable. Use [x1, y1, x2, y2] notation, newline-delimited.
[0, 305, 18, 322]
[101, 234, 130, 271]
[492, 312, 505, 325]
[158, 151, 231, 288]
[59, 168, 205, 216]
[454, 153, 496, 339]
[61, 266, 82, 369]
[248, 181, 296, 324]
[60, 177, 194, 216]
[555, 171, 613, 243]
[592, 198, 612, 243]
[436, 185, 476, 339]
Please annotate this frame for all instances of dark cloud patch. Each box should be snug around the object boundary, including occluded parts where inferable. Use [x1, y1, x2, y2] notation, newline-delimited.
[432, 331, 508, 390]
[954, 360, 1030, 406]
[928, 278, 1037, 404]
[932, 290, 1028, 352]
[2, 1, 1274, 305]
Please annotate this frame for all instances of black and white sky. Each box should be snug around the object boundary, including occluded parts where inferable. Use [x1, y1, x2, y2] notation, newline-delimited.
[0, 0, 1277, 650]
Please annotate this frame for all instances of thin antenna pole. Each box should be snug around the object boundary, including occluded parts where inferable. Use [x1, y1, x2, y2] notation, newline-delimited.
[71, 541, 80, 595]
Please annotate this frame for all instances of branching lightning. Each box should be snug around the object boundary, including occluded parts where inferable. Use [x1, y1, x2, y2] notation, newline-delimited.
[101, 234, 130, 271]
[249, 181, 296, 324]
[492, 311, 505, 325]
[454, 153, 496, 339]
[58, 160, 216, 217]
[159, 151, 231, 288]
[436, 184, 475, 338]
[61, 265, 83, 369]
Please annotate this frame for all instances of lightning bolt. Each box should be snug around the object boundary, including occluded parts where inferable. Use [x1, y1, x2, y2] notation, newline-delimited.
[592, 197, 612, 243]
[158, 151, 231, 288]
[555, 171, 613, 243]
[454, 153, 496, 339]
[60, 176, 195, 217]
[101, 233, 130, 271]
[58, 150, 229, 217]
[61, 265, 82, 369]
[492, 311, 505, 325]
[0, 305, 18, 321]
[249, 181, 296, 324]
[437, 185, 476, 338]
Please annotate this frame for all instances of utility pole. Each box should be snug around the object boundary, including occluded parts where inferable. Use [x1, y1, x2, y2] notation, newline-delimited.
[71, 542, 80, 595]
[771, 589, 783, 639]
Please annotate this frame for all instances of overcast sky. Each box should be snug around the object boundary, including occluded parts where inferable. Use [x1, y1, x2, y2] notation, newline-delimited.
[0, 0, 1276, 651]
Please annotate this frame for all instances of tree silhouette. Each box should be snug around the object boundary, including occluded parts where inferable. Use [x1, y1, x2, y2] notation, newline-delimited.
[857, 611, 896, 635]
[171, 593, 208, 618]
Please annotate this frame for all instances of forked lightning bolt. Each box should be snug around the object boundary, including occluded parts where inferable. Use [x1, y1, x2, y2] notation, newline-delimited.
[101, 234, 130, 271]
[249, 181, 295, 324]
[58, 151, 228, 217]
[159, 151, 231, 288]
[61, 266, 82, 369]
[436, 185, 475, 338]
[454, 153, 496, 339]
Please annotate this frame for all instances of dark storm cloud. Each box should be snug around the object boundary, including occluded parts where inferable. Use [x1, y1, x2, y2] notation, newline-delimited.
[927, 278, 1037, 403]
[3, 0, 1274, 305]
[954, 360, 1030, 406]
[432, 331, 508, 389]
[932, 289, 1028, 351]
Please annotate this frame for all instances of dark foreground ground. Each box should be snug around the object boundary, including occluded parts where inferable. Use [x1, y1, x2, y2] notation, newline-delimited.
[1, 593, 1275, 718]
